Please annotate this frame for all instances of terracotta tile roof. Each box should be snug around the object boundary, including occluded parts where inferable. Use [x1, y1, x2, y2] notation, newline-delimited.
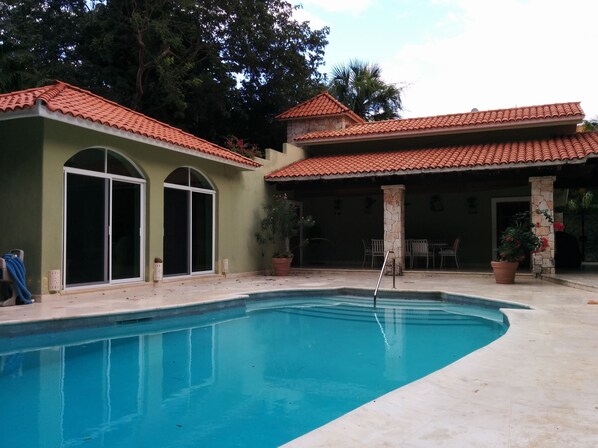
[0, 81, 260, 168]
[276, 91, 365, 124]
[266, 132, 598, 180]
[295, 102, 584, 142]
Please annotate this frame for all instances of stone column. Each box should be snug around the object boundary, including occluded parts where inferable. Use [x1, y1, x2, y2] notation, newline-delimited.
[382, 185, 406, 272]
[529, 176, 556, 275]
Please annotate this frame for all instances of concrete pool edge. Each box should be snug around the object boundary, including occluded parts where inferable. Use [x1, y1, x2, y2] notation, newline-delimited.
[0, 287, 525, 336]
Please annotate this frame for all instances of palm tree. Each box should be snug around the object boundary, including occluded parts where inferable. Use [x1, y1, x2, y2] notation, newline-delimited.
[328, 60, 403, 121]
[579, 118, 598, 132]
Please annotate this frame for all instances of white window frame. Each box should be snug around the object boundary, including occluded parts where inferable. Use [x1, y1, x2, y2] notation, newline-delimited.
[63, 164, 146, 290]
[163, 182, 216, 276]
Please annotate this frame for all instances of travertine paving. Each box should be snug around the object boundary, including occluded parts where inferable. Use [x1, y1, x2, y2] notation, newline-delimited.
[1, 270, 597, 447]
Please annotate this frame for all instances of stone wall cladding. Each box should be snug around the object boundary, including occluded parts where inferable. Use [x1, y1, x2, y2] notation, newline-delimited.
[530, 176, 556, 275]
[287, 116, 349, 142]
[382, 185, 406, 272]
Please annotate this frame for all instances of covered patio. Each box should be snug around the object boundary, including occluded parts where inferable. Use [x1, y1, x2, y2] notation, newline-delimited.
[270, 93, 598, 277]
[271, 165, 598, 275]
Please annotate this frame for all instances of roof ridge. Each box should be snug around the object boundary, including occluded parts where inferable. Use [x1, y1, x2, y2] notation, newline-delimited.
[38, 81, 256, 165]
[296, 101, 585, 142]
[317, 91, 351, 113]
[276, 91, 340, 115]
[44, 81, 185, 131]
[0, 84, 45, 99]
[0, 80, 259, 168]
[37, 80, 67, 104]
[275, 91, 365, 123]
[353, 101, 584, 127]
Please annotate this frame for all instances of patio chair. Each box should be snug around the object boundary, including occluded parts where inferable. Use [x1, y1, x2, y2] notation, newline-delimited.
[371, 239, 385, 268]
[439, 238, 460, 269]
[410, 239, 433, 269]
[404, 239, 413, 269]
[362, 239, 373, 267]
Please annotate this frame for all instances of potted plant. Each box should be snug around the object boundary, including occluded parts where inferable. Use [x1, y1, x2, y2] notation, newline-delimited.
[256, 193, 315, 276]
[492, 209, 550, 284]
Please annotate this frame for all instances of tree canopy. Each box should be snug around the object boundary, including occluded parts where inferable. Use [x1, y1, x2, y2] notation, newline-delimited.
[328, 59, 403, 121]
[0, 0, 329, 149]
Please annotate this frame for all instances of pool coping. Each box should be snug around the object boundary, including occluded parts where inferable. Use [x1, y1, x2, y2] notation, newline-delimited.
[0, 287, 528, 337]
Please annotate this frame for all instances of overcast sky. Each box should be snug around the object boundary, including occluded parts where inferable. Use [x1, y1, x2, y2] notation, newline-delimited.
[292, 0, 598, 120]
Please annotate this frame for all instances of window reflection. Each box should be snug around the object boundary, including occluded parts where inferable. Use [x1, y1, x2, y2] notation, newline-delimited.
[0, 325, 215, 447]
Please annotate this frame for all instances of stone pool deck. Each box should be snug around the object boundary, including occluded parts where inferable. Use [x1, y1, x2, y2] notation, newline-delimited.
[1, 270, 597, 447]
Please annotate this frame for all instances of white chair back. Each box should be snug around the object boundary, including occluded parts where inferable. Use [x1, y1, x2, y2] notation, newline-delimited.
[370, 239, 385, 268]
[439, 237, 461, 269]
[371, 239, 385, 255]
[410, 239, 429, 256]
[405, 239, 413, 256]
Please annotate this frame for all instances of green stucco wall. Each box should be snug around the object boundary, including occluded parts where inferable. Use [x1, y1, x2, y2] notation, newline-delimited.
[1, 116, 305, 296]
[0, 118, 44, 293]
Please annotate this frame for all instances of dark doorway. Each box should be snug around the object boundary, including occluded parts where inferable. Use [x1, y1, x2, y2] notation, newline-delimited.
[495, 200, 530, 268]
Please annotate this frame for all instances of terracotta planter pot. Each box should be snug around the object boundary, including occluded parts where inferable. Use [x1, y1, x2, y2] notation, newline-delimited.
[491, 261, 518, 284]
[271, 257, 292, 276]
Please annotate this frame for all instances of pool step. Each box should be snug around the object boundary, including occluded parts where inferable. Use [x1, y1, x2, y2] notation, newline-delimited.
[275, 304, 489, 326]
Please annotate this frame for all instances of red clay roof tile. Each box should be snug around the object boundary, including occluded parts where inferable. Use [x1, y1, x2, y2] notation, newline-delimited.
[266, 132, 598, 180]
[276, 91, 365, 123]
[295, 102, 584, 142]
[0, 81, 260, 168]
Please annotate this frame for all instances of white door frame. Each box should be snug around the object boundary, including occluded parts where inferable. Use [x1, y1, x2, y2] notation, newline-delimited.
[63, 167, 146, 289]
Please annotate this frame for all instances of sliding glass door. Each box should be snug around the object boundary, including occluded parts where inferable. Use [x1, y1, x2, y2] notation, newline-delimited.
[163, 187, 189, 276]
[64, 149, 145, 288]
[164, 168, 215, 276]
[112, 181, 141, 280]
[191, 192, 213, 272]
[65, 173, 108, 285]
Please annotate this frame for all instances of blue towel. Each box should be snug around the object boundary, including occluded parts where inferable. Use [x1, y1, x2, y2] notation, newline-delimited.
[2, 254, 32, 305]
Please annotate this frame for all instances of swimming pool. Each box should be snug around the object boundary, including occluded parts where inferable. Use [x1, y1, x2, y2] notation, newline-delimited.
[0, 290, 520, 447]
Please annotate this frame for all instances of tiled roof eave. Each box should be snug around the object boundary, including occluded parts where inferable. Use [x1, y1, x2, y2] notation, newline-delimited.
[295, 115, 585, 144]
[0, 103, 37, 121]
[25, 104, 259, 170]
[278, 110, 363, 124]
[265, 157, 592, 182]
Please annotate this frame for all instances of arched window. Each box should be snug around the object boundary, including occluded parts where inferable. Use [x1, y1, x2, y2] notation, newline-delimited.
[64, 148, 145, 287]
[163, 168, 215, 275]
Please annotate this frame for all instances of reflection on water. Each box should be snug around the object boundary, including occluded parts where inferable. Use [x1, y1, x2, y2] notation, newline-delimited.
[1, 326, 215, 448]
[0, 299, 506, 448]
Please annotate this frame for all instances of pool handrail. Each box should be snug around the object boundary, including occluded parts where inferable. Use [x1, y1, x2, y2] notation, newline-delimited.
[373, 250, 394, 307]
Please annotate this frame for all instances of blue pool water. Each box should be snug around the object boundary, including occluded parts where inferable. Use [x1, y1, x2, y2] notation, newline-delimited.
[0, 293, 513, 447]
